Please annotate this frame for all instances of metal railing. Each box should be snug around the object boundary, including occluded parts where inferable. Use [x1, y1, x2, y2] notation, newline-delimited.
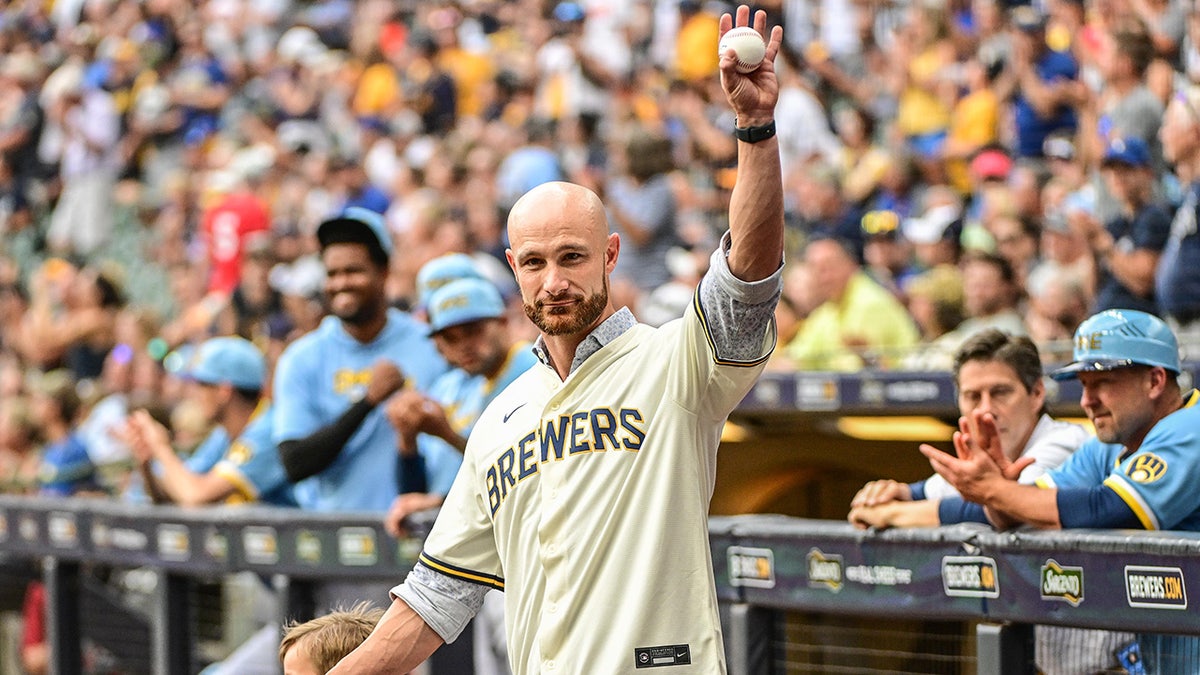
[4, 496, 1200, 674]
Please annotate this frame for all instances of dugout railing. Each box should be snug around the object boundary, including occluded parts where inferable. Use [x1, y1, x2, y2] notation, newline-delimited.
[2, 495, 1199, 674]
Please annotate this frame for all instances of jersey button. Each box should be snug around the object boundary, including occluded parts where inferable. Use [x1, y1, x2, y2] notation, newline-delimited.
[545, 660, 556, 670]
[547, 543, 558, 555]
[547, 602, 557, 614]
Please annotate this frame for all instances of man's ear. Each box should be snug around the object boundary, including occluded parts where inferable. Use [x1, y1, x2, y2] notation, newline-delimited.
[1146, 366, 1171, 400]
[1030, 377, 1046, 408]
[606, 232, 620, 273]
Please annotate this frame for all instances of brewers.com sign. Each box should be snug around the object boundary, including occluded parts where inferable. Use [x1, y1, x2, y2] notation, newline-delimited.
[942, 556, 999, 598]
[1125, 565, 1187, 609]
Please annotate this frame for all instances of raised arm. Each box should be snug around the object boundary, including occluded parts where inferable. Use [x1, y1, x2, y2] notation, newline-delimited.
[720, 7, 785, 282]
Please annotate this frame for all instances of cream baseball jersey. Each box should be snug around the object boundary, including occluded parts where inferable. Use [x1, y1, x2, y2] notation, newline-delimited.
[417, 282, 777, 674]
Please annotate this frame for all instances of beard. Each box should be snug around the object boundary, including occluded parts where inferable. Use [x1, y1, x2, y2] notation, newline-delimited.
[524, 278, 608, 336]
[328, 291, 383, 326]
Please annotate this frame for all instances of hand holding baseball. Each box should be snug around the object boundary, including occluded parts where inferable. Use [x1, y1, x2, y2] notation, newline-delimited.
[718, 6, 783, 127]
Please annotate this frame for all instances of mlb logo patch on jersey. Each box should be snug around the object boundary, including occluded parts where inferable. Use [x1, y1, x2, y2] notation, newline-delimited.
[1126, 453, 1167, 483]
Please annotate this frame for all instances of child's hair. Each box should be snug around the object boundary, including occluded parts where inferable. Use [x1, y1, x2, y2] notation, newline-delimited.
[278, 601, 386, 672]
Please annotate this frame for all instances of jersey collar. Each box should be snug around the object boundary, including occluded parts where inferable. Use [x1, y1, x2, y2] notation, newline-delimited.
[1184, 389, 1199, 409]
[532, 307, 637, 375]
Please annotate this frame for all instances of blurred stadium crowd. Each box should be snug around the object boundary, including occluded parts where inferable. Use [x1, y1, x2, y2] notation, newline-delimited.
[0, 0, 1192, 533]
[1, 0, 1200, 671]
[0, 0, 1197, 497]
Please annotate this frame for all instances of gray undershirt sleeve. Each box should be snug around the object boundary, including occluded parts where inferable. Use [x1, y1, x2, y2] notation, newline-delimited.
[699, 231, 784, 363]
[391, 563, 490, 643]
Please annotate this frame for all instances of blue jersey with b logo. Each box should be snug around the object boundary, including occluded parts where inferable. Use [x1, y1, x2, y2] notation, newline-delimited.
[1039, 390, 1200, 530]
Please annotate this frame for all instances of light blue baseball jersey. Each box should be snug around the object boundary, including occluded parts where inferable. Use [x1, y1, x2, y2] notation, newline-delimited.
[1038, 390, 1200, 530]
[212, 404, 296, 506]
[273, 308, 449, 511]
[123, 426, 229, 505]
[419, 342, 539, 495]
[185, 427, 230, 473]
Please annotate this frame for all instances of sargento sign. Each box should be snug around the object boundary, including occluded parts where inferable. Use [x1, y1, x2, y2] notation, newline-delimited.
[1040, 559, 1084, 606]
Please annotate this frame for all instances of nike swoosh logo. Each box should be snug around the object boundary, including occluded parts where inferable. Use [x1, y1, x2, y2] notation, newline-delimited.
[503, 403, 526, 423]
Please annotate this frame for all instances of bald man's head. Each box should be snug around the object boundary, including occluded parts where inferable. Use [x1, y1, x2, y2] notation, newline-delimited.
[505, 182, 619, 338]
[507, 182, 608, 245]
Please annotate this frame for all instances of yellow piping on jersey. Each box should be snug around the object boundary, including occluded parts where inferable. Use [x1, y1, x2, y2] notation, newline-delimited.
[1107, 389, 1199, 472]
[692, 288, 774, 368]
[1103, 475, 1159, 530]
[485, 342, 532, 392]
[1099, 389, 1199, 527]
[1184, 389, 1200, 409]
[419, 552, 505, 590]
[212, 463, 258, 503]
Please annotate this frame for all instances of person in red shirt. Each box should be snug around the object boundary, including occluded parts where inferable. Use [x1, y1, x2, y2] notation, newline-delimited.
[21, 580, 47, 674]
[201, 163, 271, 296]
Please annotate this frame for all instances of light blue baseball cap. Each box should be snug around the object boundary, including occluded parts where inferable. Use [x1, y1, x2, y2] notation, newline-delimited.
[416, 253, 485, 308]
[427, 277, 505, 335]
[184, 336, 267, 391]
[1050, 309, 1181, 380]
[317, 206, 393, 260]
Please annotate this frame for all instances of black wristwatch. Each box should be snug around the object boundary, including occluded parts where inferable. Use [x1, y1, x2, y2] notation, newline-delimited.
[733, 119, 776, 143]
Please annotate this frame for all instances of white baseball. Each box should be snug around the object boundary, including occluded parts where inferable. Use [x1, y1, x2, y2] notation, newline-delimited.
[718, 27, 766, 74]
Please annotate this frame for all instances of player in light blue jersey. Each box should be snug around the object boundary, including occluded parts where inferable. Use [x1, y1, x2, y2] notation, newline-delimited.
[923, 309, 1199, 531]
[382, 275, 538, 534]
[184, 427, 229, 473]
[121, 337, 296, 507]
[923, 309, 1200, 672]
[1037, 392, 1200, 531]
[273, 207, 449, 512]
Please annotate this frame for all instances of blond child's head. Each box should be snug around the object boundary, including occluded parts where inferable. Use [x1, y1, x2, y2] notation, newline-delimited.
[279, 602, 385, 675]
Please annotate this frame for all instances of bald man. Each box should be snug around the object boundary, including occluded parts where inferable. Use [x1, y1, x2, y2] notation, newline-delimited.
[330, 6, 786, 673]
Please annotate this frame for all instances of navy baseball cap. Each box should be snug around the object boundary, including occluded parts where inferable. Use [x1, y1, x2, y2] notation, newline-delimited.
[1050, 309, 1181, 380]
[183, 337, 266, 391]
[416, 253, 485, 309]
[1101, 137, 1150, 168]
[317, 206, 393, 261]
[427, 277, 505, 335]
